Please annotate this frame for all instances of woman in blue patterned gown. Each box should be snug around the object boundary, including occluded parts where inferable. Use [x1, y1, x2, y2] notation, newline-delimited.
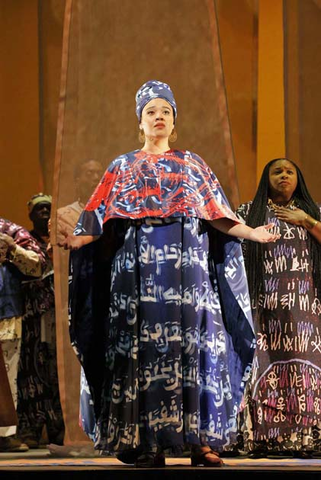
[236, 158, 321, 458]
[58, 80, 279, 467]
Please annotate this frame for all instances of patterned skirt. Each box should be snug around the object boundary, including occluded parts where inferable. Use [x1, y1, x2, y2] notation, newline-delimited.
[76, 217, 252, 453]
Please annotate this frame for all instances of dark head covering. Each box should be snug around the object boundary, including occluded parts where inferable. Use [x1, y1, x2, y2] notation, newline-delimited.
[135, 80, 177, 121]
[27, 193, 52, 214]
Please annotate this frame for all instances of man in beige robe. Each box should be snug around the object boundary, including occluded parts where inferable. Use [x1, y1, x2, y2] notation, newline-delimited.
[51, 159, 103, 448]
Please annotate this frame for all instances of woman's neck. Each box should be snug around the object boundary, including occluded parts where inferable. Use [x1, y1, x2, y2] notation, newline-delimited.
[269, 193, 294, 205]
[141, 138, 170, 154]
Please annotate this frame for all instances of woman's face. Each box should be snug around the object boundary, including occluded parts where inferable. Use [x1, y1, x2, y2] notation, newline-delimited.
[268, 159, 298, 200]
[140, 98, 174, 140]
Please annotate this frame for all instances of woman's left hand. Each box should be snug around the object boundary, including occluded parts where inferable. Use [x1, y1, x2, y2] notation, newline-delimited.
[273, 206, 306, 226]
[0, 233, 17, 263]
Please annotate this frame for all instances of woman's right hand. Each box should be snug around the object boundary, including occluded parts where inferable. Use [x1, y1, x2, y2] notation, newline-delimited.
[57, 230, 85, 250]
[248, 223, 280, 243]
[57, 230, 98, 250]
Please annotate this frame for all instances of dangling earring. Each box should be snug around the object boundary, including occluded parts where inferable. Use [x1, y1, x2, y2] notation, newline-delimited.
[138, 129, 145, 143]
[169, 128, 177, 143]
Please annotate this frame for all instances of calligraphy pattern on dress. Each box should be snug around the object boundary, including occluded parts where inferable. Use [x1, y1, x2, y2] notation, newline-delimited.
[69, 150, 255, 454]
[236, 202, 321, 452]
[74, 150, 238, 236]
[71, 217, 255, 452]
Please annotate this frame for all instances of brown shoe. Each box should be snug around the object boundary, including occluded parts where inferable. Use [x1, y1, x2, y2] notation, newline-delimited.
[23, 437, 39, 449]
[191, 446, 223, 467]
[0, 436, 29, 452]
[134, 451, 166, 468]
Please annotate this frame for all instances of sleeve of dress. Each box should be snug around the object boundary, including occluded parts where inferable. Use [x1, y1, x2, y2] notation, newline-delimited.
[7, 245, 42, 277]
[74, 159, 121, 236]
[10, 223, 46, 275]
[234, 202, 252, 254]
[235, 202, 252, 223]
[190, 152, 241, 223]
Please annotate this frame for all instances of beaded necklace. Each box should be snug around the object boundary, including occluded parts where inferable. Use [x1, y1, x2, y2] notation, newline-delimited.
[267, 197, 296, 211]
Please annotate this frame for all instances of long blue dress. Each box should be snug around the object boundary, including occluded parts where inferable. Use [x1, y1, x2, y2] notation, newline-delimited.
[68, 149, 255, 454]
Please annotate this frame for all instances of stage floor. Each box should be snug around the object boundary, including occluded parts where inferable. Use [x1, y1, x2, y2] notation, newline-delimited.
[1, 449, 321, 479]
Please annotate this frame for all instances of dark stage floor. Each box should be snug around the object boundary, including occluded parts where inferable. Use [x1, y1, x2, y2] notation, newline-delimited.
[0, 449, 321, 480]
[1, 448, 321, 480]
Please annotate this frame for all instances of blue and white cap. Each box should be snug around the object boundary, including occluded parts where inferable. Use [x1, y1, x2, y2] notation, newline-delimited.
[135, 80, 177, 121]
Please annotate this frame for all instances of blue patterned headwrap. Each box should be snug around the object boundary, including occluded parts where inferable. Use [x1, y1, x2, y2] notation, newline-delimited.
[135, 80, 177, 121]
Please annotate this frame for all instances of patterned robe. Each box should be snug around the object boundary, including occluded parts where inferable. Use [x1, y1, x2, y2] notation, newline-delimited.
[17, 231, 65, 444]
[236, 201, 321, 453]
[69, 149, 256, 453]
[0, 218, 45, 431]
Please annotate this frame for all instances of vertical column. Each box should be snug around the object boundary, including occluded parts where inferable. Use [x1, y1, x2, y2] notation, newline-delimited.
[257, 0, 285, 181]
